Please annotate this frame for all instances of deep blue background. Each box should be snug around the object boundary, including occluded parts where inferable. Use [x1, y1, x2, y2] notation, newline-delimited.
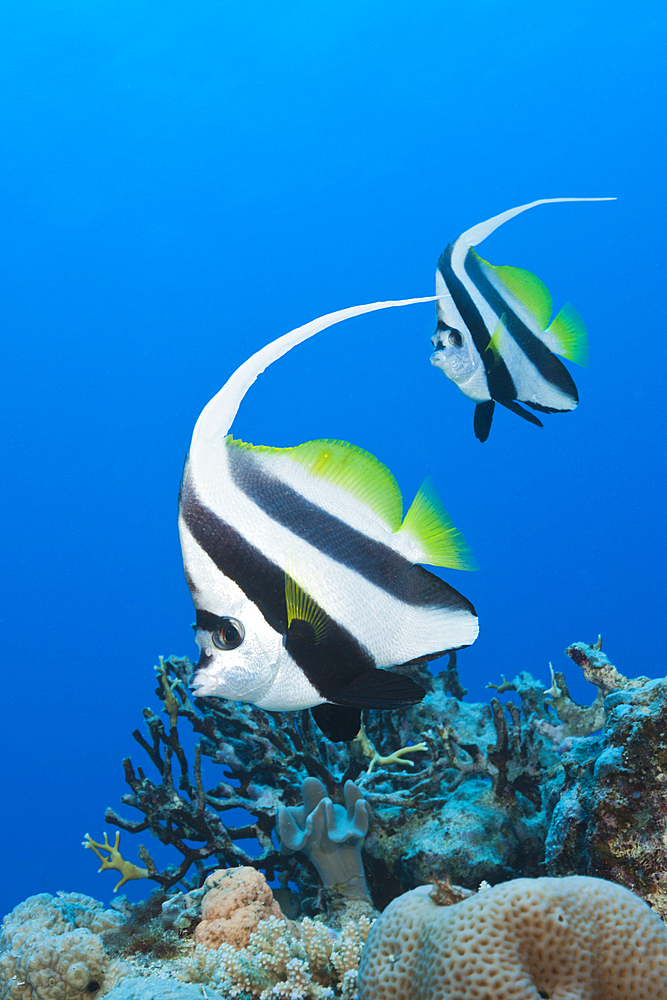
[1, 0, 665, 919]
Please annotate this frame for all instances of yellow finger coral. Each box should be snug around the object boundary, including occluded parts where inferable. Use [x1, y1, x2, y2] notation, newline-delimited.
[82, 832, 149, 892]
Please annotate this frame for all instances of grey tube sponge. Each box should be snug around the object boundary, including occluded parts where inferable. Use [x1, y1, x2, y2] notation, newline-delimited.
[276, 777, 370, 900]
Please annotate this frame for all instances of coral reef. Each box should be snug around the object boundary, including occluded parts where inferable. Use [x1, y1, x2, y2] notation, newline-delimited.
[194, 867, 285, 949]
[4, 639, 665, 1000]
[357, 875, 667, 1000]
[180, 912, 371, 999]
[85, 640, 667, 928]
[0, 893, 129, 1000]
[359, 666, 563, 897]
[102, 655, 356, 905]
[545, 670, 667, 918]
[276, 778, 374, 922]
[99, 653, 566, 908]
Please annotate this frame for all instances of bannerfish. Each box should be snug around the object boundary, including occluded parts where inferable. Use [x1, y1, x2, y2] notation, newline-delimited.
[430, 197, 616, 442]
[178, 298, 479, 742]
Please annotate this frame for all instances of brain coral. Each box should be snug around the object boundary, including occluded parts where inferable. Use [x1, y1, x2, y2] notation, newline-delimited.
[0, 892, 128, 1000]
[357, 875, 667, 1000]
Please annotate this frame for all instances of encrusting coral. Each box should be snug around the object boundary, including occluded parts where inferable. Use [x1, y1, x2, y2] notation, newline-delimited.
[0, 893, 129, 1000]
[545, 669, 667, 918]
[194, 867, 285, 949]
[357, 875, 667, 1000]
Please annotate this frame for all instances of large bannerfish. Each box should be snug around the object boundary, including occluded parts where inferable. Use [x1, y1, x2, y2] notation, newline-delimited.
[179, 298, 479, 741]
[430, 197, 615, 442]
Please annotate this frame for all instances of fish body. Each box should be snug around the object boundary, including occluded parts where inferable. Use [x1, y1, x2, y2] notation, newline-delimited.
[179, 299, 478, 741]
[430, 197, 615, 442]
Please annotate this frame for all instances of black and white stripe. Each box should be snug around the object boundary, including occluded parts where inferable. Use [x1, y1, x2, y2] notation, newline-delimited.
[180, 450, 476, 703]
[431, 197, 615, 440]
[178, 296, 480, 736]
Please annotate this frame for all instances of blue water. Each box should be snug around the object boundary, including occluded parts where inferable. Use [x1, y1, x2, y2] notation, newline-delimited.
[1, 0, 665, 919]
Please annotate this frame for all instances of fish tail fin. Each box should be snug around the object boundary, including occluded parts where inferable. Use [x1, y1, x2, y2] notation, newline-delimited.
[459, 197, 616, 249]
[190, 296, 441, 457]
[474, 400, 495, 442]
[545, 302, 589, 366]
[397, 477, 477, 570]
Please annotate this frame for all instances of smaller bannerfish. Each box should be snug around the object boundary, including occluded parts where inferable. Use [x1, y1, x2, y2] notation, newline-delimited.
[179, 298, 479, 742]
[431, 197, 615, 442]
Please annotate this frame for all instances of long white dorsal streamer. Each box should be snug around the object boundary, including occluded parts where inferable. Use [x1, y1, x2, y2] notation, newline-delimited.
[459, 197, 617, 249]
[191, 296, 440, 452]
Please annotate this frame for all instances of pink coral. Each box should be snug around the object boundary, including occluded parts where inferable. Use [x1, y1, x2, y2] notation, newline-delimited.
[194, 867, 286, 949]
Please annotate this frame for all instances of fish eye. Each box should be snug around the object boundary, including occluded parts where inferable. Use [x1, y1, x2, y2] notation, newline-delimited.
[448, 329, 463, 347]
[211, 618, 245, 650]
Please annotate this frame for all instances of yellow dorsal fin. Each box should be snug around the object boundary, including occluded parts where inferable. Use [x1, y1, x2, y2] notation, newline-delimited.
[228, 436, 403, 530]
[398, 478, 477, 570]
[545, 302, 589, 366]
[473, 249, 553, 328]
[285, 572, 331, 643]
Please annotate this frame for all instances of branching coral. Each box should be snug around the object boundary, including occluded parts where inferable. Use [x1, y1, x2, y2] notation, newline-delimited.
[98, 655, 438, 905]
[103, 655, 354, 896]
[90, 640, 662, 915]
[82, 833, 148, 892]
[180, 913, 372, 999]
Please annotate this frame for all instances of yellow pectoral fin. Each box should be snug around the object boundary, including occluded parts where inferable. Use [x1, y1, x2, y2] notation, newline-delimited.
[285, 572, 331, 644]
[487, 313, 508, 361]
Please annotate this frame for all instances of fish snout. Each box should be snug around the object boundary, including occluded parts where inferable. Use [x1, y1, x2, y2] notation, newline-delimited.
[195, 645, 214, 671]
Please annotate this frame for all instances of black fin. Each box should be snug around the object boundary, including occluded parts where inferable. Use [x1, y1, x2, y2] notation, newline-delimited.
[498, 398, 544, 428]
[523, 399, 571, 414]
[333, 668, 426, 709]
[311, 704, 362, 742]
[474, 400, 495, 442]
